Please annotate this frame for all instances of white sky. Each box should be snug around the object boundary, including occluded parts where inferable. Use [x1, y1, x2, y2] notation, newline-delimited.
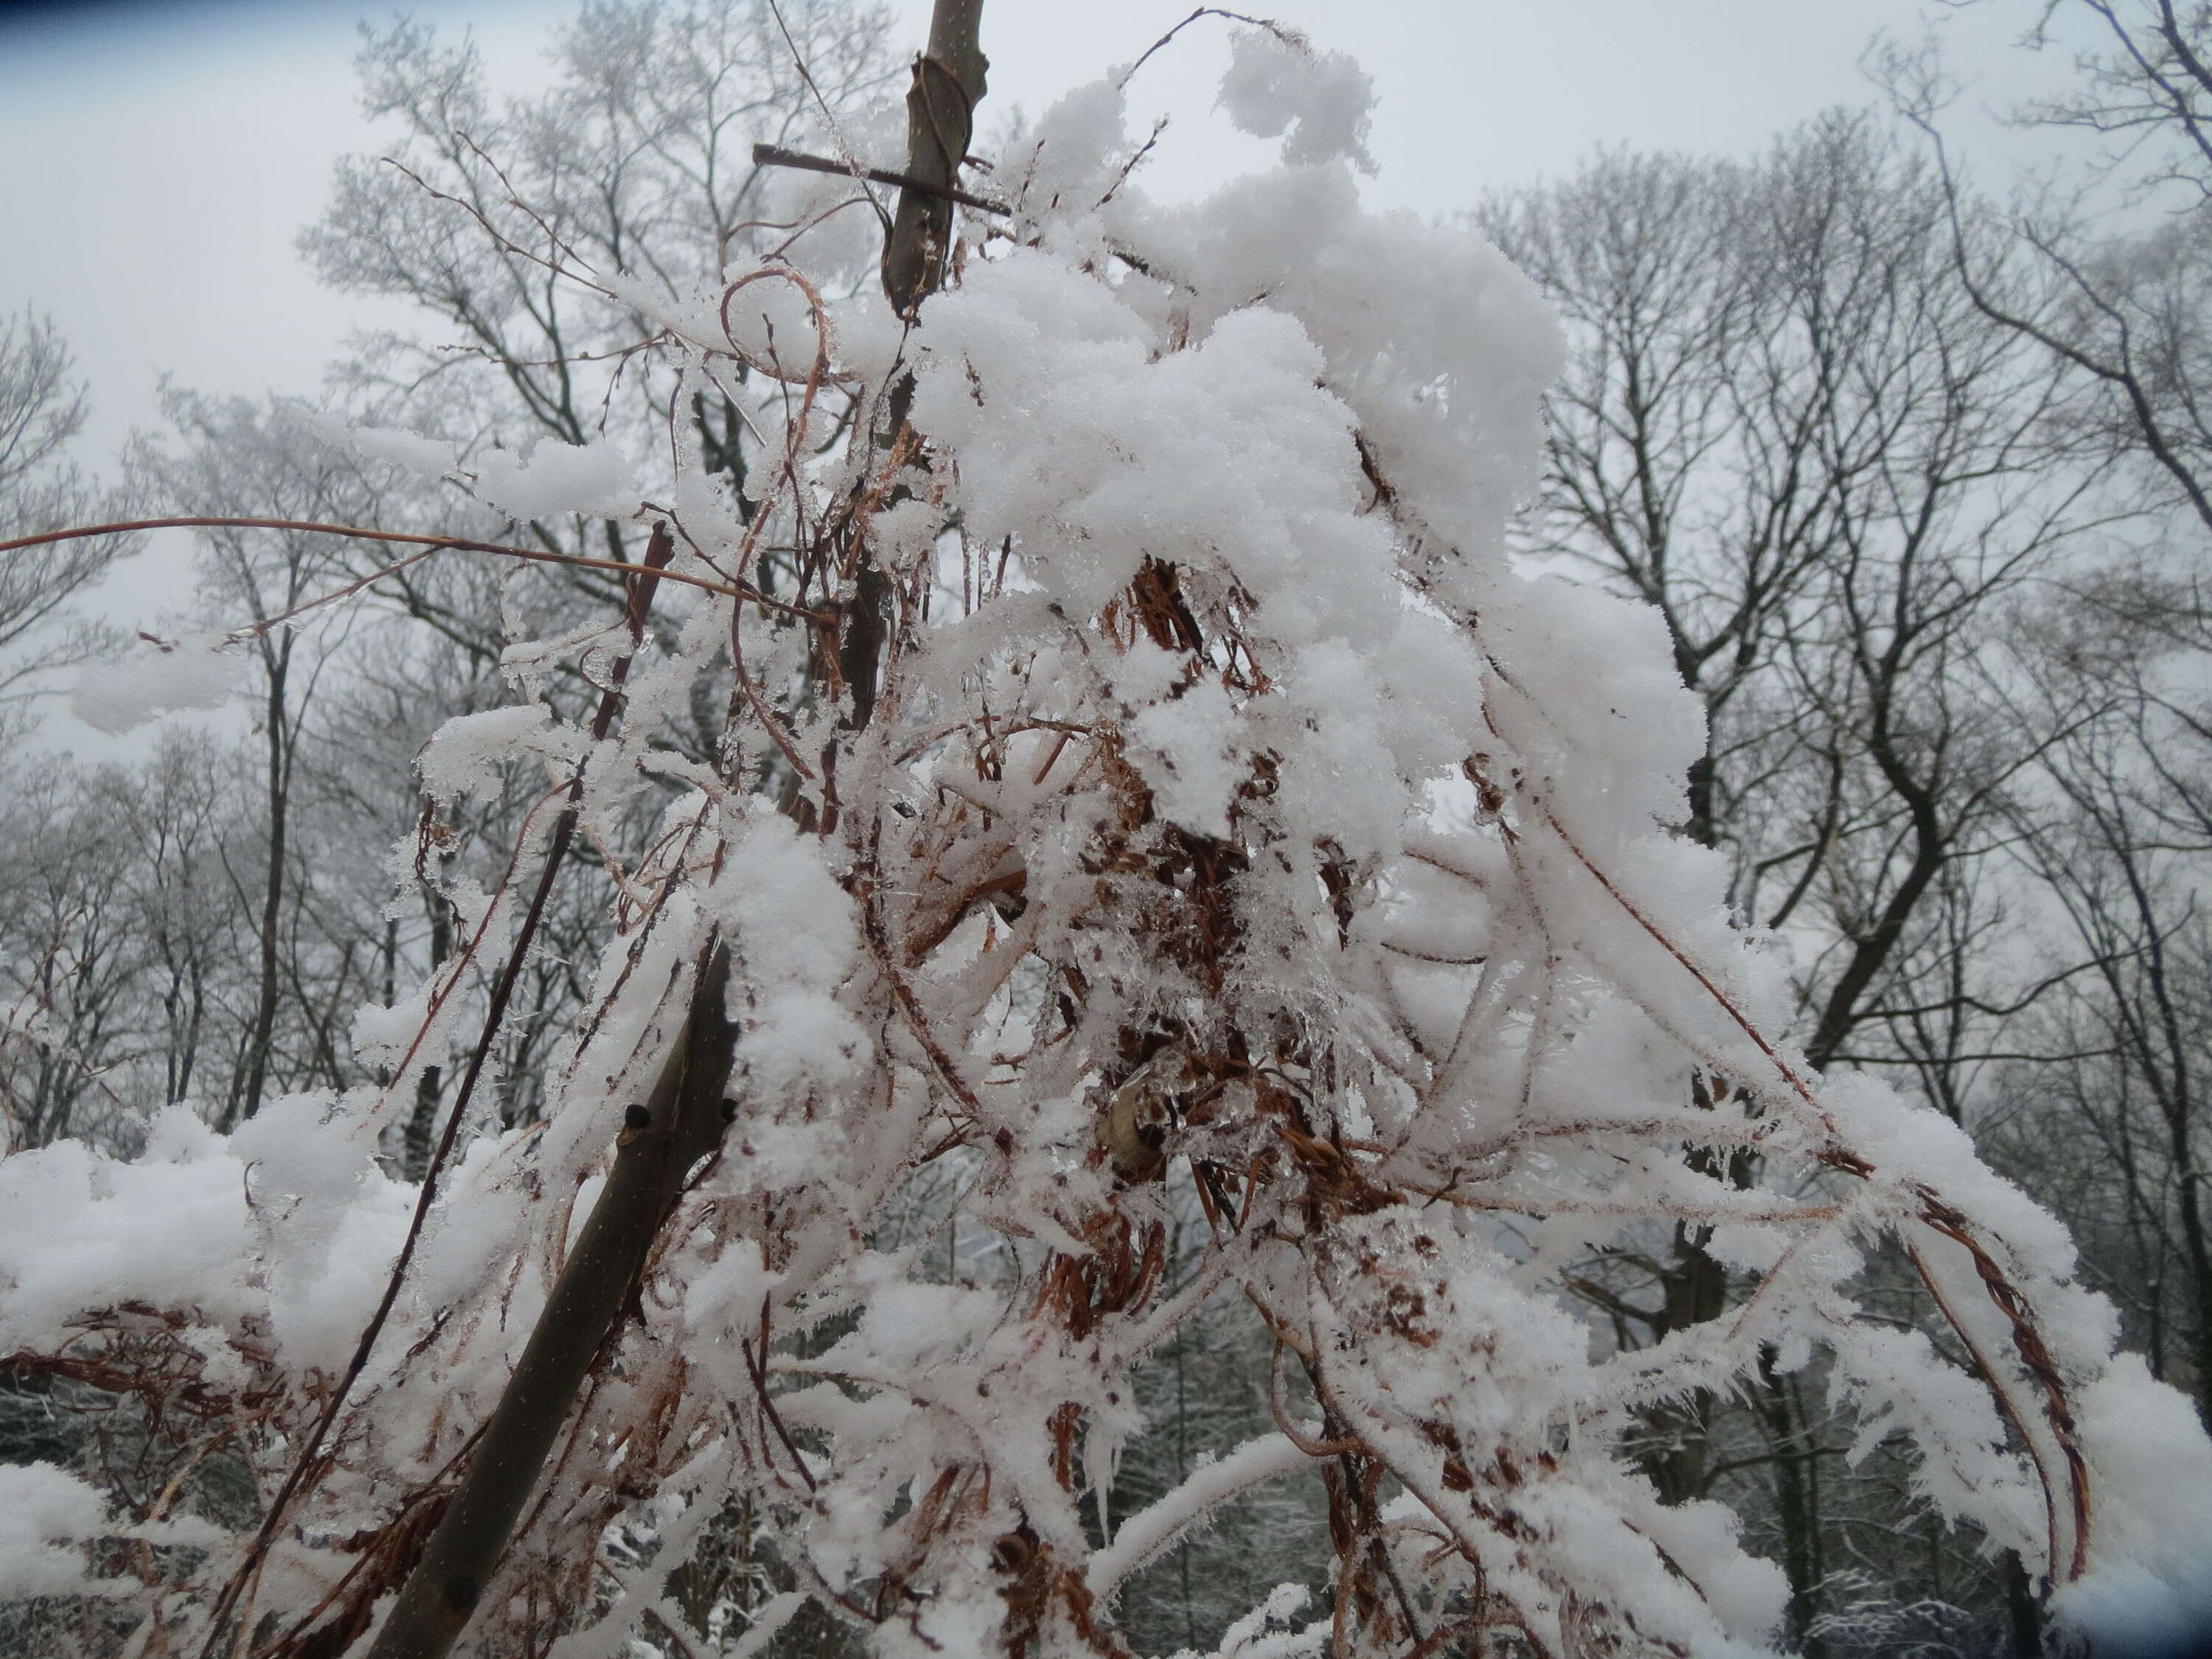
[0, 0, 2083, 678]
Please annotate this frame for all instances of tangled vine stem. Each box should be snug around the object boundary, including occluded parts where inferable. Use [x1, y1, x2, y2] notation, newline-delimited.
[1543, 789, 2095, 1565]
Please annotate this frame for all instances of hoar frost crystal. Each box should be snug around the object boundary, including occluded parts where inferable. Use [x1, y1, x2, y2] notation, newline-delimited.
[4, 21, 2210, 1659]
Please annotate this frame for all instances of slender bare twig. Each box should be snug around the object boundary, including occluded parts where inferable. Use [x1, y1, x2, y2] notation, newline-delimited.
[0, 515, 771, 608]
[1116, 8, 1297, 90]
[751, 142, 1009, 214]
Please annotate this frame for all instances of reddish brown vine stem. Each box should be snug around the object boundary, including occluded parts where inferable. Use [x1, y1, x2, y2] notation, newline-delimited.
[0, 515, 779, 621]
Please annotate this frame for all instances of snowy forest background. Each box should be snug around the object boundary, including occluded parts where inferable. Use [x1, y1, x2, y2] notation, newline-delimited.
[4, 1, 2212, 1655]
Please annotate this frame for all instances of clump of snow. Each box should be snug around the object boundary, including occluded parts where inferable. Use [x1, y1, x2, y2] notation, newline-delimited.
[0, 1464, 128, 1599]
[352, 424, 458, 476]
[69, 633, 244, 734]
[1127, 679, 1241, 837]
[708, 815, 866, 1102]
[228, 1090, 408, 1374]
[416, 702, 583, 804]
[1219, 1582, 1319, 1655]
[2053, 1354, 2212, 1655]
[293, 407, 459, 480]
[1002, 76, 1137, 252]
[352, 984, 434, 1074]
[1217, 26, 1377, 173]
[683, 1237, 781, 1352]
[470, 435, 639, 519]
[0, 1116, 251, 1352]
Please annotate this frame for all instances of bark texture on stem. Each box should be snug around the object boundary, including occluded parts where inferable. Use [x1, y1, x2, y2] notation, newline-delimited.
[364, 946, 737, 1659]
[880, 0, 988, 318]
[844, 0, 987, 734]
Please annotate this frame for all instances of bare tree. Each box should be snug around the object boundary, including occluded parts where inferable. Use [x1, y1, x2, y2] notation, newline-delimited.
[1988, 567, 2212, 1416]
[1483, 111, 2107, 1649]
[0, 731, 248, 1153]
[130, 392, 394, 1127]
[299, 0, 899, 671]
[1895, 1, 2212, 534]
[1879, 0, 2212, 1423]
[0, 758, 139, 1152]
[1483, 116, 2091, 1063]
[116, 732, 243, 1116]
[0, 310, 122, 696]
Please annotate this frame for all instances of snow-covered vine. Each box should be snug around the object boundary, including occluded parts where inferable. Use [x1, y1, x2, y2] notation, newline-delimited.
[3, 19, 2209, 1659]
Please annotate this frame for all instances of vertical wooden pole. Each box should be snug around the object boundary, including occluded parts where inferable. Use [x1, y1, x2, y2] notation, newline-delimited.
[882, 0, 990, 319]
[842, 0, 988, 732]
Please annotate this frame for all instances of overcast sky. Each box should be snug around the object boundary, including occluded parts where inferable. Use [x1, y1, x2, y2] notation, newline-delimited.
[0, 0, 2081, 678]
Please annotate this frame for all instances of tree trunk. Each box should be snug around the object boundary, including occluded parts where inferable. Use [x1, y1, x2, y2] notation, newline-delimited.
[234, 633, 293, 1127]
[1758, 1349, 1826, 1658]
[401, 897, 452, 1182]
[880, 0, 988, 319]
[2003, 1547, 2042, 1656]
[841, 0, 987, 731]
